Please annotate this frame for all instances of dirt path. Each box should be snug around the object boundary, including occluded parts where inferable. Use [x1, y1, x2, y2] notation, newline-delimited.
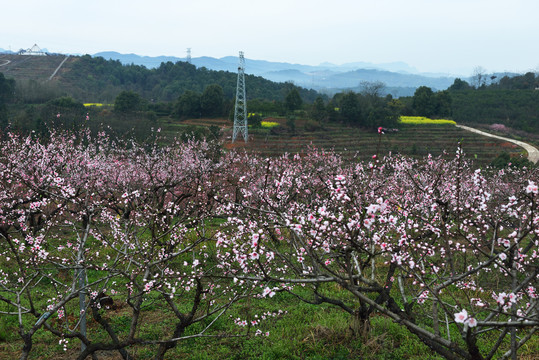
[0, 59, 10, 67]
[456, 124, 539, 164]
[48, 55, 69, 81]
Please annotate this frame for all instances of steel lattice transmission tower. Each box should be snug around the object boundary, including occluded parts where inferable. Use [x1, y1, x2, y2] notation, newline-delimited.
[232, 51, 248, 143]
[186, 48, 192, 64]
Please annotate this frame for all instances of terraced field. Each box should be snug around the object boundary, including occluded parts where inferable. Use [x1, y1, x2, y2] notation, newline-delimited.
[217, 118, 524, 165]
[158, 117, 527, 165]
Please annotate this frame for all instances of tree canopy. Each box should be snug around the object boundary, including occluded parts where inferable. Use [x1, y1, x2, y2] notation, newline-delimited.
[327, 89, 399, 129]
[175, 90, 201, 118]
[200, 84, 224, 117]
[114, 90, 145, 113]
[285, 88, 303, 112]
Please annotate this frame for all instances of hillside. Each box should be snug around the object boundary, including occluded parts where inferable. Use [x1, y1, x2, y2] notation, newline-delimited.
[0, 54, 320, 104]
[0, 54, 74, 82]
[450, 89, 539, 133]
[3, 51, 538, 142]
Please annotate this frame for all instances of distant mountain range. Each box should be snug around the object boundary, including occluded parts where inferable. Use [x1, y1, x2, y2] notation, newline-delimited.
[0, 47, 511, 97]
[91, 51, 457, 97]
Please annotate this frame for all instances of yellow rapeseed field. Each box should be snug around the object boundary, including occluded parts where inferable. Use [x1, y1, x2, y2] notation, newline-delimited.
[261, 121, 279, 128]
[399, 116, 456, 125]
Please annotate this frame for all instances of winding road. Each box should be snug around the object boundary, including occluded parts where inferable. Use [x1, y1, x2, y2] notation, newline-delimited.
[456, 124, 539, 164]
[0, 59, 11, 67]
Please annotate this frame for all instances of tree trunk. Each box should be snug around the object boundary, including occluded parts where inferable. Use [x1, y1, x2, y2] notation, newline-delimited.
[19, 334, 32, 360]
[154, 324, 186, 360]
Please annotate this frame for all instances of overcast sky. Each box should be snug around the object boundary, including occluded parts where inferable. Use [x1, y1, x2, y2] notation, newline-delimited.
[2, 0, 538, 75]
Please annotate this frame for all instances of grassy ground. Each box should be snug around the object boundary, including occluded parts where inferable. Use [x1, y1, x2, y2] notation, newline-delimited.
[3, 283, 537, 359]
[0, 287, 446, 360]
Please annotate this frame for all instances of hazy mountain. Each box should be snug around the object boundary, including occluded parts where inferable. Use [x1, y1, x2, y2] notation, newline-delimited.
[331, 69, 454, 89]
[320, 61, 419, 74]
[94, 52, 335, 74]
[94, 51, 185, 69]
[91, 51, 459, 95]
[94, 52, 422, 75]
[260, 68, 455, 96]
[262, 69, 314, 84]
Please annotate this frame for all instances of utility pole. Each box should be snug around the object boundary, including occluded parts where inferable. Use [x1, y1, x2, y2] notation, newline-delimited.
[232, 51, 248, 143]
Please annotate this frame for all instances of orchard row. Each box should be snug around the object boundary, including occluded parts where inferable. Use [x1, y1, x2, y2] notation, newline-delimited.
[0, 130, 537, 359]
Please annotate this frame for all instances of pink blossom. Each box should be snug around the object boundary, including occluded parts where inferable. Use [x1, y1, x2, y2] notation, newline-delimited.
[417, 290, 429, 304]
[262, 287, 275, 298]
[466, 317, 478, 327]
[251, 234, 259, 248]
[496, 292, 507, 305]
[454, 309, 477, 327]
[454, 309, 468, 323]
[526, 181, 538, 194]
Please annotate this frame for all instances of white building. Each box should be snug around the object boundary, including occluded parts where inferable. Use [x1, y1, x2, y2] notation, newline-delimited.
[18, 44, 46, 56]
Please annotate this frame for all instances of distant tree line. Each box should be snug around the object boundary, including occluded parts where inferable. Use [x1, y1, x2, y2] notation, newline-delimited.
[319, 82, 402, 129]
[174, 84, 229, 118]
[246, 81, 402, 131]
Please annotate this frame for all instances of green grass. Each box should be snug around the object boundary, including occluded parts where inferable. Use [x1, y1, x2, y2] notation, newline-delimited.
[0, 280, 446, 359]
[1, 231, 538, 359]
[162, 289, 447, 360]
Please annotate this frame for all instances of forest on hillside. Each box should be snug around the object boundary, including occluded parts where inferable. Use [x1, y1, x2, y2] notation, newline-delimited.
[57, 55, 320, 104]
[0, 55, 321, 137]
[446, 73, 539, 132]
[395, 73, 539, 133]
